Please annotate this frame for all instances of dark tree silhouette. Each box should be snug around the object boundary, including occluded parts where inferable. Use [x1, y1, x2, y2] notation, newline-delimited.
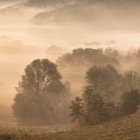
[119, 71, 140, 117]
[82, 86, 116, 125]
[122, 71, 140, 92]
[56, 48, 120, 98]
[69, 97, 84, 122]
[85, 65, 122, 101]
[69, 65, 121, 125]
[12, 59, 70, 125]
[119, 90, 140, 116]
[57, 48, 119, 67]
[70, 88, 116, 125]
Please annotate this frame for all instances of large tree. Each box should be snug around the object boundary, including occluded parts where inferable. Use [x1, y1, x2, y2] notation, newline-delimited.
[56, 48, 119, 97]
[12, 59, 70, 125]
[70, 65, 121, 125]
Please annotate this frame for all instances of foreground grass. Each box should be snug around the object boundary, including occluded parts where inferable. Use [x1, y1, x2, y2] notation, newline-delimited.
[0, 111, 140, 140]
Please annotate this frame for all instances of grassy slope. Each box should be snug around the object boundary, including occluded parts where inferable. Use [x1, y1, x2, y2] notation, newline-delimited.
[32, 111, 140, 140]
[0, 111, 140, 140]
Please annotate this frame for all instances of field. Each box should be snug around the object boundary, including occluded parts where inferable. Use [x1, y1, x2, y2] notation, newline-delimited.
[0, 111, 140, 140]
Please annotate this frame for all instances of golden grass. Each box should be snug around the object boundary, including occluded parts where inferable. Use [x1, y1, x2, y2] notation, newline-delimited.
[0, 111, 140, 140]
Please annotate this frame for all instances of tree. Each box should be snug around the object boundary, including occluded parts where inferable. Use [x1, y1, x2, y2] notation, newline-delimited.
[70, 86, 116, 125]
[83, 86, 116, 125]
[122, 71, 140, 92]
[69, 97, 84, 123]
[119, 90, 140, 116]
[105, 47, 119, 57]
[56, 48, 119, 99]
[85, 65, 122, 101]
[12, 59, 70, 125]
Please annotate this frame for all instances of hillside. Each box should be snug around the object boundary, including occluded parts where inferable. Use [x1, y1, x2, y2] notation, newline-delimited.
[0, 111, 140, 140]
[32, 111, 140, 140]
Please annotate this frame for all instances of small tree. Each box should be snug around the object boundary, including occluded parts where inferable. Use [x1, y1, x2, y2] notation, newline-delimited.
[83, 87, 115, 125]
[86, 65, 122, 101]
[119, 90, 140, 116]
[12, 59, 70, 125]
[122, 71, 140, 92]
[69, 97, 84, 122]
[70, 86, 116, 125]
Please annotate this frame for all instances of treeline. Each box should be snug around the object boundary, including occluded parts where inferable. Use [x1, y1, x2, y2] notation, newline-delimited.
[70, 66, 140, 125]
[12, 47, 140, 125]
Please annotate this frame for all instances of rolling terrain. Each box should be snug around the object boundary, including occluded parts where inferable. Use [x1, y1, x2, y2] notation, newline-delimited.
[0, 110, 140, 140]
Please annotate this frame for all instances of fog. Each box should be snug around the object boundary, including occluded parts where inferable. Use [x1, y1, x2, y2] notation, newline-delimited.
[1, 0, 140, 48]
[0, 0, 140, 124]
[0, 36, 45, 104]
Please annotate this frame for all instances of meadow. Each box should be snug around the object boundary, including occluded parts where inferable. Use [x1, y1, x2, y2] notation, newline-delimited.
[0, 111, 140, 140]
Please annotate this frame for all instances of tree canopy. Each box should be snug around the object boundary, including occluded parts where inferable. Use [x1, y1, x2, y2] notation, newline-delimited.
[70, 65, 119, 125]
[70, 90, 115, 125]
[85, 65, 122, 101]
[12, 59, 70, 125]
[119, 89, 140, 116]
[57, 48, 119, 67]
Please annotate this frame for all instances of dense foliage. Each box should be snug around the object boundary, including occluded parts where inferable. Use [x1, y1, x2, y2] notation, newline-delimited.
[86, 65, 122, 101]
[12, 48, 140, 126]
[70, 65, 140, 125]
[13, 59, 70, 125]
[119, 90, 140, 116]
[57, 48, 119, 66]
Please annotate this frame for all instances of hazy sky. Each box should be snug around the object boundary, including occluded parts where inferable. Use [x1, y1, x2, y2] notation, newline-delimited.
[1, 0, 140, 47]
[1, 0, 140, 104]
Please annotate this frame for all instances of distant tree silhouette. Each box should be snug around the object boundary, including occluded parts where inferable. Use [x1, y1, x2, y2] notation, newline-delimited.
[57, 48, 119, 67]
[12, 59, 70, 125]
